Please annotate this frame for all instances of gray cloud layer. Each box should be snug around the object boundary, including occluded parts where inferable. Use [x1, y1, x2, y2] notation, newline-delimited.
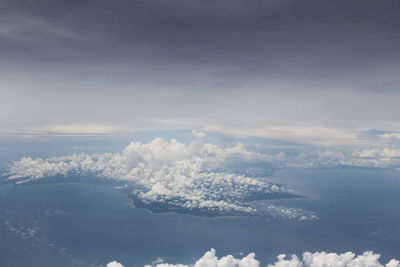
[1, 0, 400, 133]
[2, 0, 399, 76]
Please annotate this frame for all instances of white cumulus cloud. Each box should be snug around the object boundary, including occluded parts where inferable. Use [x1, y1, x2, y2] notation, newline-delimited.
[6, 137, 289, 215]
[107, 261, 125, 267]
[9, 136, 400, 217]
[270, 251, 400, 267]
[144, 248, 259, 267]
[141, 249, 399, 267]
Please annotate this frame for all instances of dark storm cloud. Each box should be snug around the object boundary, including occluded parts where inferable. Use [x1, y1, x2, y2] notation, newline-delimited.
[1, 0, 400, 137]
[1, 0, 399, 89]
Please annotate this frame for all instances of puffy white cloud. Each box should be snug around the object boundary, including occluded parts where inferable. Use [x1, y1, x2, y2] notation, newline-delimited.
[270, 251, 400, 267]
[192, 130, 206, 138]
[107, 261, 125, 267]
[6, 137, 289, 215]
[144, 249, 399, 267]
[8, 136, 400, 216]
[332, 148, 400, 168]
[268, 254, 302, 267]
[192, 249, 259, 267]
[145, 249, 259, 267]
[152, 258, 165, 265]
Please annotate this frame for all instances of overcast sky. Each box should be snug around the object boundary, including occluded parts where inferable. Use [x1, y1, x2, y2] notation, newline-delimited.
[1, 0, 400, 143]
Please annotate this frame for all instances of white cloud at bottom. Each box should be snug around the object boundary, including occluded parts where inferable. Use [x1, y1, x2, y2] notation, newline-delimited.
[107, 261, 125, 267]
[108, 249, 400, 267]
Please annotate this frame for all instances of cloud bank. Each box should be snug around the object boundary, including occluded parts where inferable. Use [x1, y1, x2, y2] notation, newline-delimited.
[2, 0, 400, 137]
[6, 137, 291, 215]
[5, 135, 400, 216]
[286, 148, 400, 169]
[107, 249, 399, 267]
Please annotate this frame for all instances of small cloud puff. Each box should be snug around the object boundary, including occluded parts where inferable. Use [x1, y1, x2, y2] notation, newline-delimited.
[192, 130, 206, 138]
[141, 249, 399, 267]
[107, 261, 125, 267]
[152, 258, 165, 265]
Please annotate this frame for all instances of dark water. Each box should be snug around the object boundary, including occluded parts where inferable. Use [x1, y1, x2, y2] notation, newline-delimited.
[0, 168, 399, 266]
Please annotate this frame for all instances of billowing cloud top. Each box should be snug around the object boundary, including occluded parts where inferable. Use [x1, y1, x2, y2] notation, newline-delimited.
[107, 261, 125, 267]
[6, 137, 292, 215]
[108, 249, 399, 267]
[5, 135, 400, 217]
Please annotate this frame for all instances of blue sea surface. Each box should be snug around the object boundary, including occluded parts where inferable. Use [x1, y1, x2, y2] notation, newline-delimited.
[0, 168, 399, 266]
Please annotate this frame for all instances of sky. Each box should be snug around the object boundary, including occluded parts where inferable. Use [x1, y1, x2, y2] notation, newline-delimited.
[1, 0, 400, 146]
[2, 2, 400, 266]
